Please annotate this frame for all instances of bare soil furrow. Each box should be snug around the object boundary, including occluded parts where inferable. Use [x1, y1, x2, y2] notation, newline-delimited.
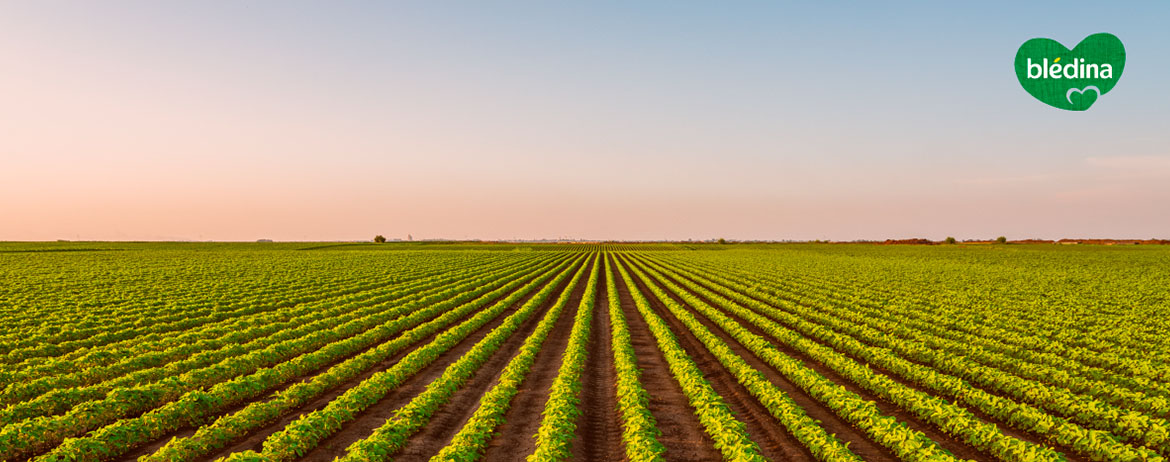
[657, 259, 1088, 462]
[478, 257, 594, 461]
[384, 266, 581, 462]
[209, 266, 567, 462]
[117, 277, 533, 462]
[570, 267, 625, 462]
[610, 255, 722, 462]
[619, 256, 822, 462]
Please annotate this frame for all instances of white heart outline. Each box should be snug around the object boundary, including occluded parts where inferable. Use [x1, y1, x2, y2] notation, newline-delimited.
[1066, 86, 1101, 105]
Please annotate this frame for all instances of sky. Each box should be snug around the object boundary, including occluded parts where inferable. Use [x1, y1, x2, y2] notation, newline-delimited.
[2, 2, 1169, 241]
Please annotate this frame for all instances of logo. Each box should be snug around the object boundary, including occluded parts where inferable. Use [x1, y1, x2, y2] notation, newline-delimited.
[1014, 33, 1125, 111]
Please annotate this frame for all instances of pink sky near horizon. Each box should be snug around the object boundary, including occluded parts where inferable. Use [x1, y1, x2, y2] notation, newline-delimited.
[3, 3, 1169, 242]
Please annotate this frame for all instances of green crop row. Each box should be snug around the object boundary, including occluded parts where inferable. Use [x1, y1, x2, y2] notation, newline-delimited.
[226, 254, 587, 462]
[430, 253, 601, 462]
[0, 253, 493, 370]
[672, 252, 1170, 383]
[528, 254, 601, 462]
[137, 254, 572, 462]
[602, 255, 666, 462]
[0, 252, 512, 386]
[1, 275, 354, 359]
[756, 270, 1170, 450]
[0, 258, 372, 349]
[611, 255, 767, 462]
[7, 244, 1167, 462]
[4, 254, 559, 462]
[661, 252, 1170, 459]
[0, 246, 385, 334]
[757, 259, 1170, 403]
[670, 254, 1170, 417]
[647, 254, 1163, 462]
[26, 254, 567, 462]
[639, 254, 1062, 462]
[623, 255, 893, 462]
[0, 254, 548, 423]
[718, 260, 1170, 449]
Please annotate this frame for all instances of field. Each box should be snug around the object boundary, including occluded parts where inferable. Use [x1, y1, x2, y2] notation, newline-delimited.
[1, 242, 1168, 462]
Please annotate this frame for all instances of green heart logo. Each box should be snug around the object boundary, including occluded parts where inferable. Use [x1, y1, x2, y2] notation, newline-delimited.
[1014, 33, 1125, 111]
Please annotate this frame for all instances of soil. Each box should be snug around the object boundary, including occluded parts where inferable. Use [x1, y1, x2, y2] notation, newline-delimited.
[387, 261, 585, 462]
[655, 259, 1087, 462]
[115, 280, 517, 462]
[198, 261, 568, 462]
[478, 257, 595, 461]
[569, 267, 625, 462]
[609, 255, 723, 462]
[114, 259, 567, 462]
[89, 253, 1096, 462]
[617, 256, 826, 462]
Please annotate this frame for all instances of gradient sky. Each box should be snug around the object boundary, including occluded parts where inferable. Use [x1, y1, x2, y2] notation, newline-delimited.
[3, 2, 1169, 241]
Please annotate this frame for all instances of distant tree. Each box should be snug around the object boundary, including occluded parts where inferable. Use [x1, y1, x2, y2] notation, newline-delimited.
[996, 236, 1008, 244]
[717, 238, 728, 245]
[374, 235, 386, 243]
[944, 236, 957, 244]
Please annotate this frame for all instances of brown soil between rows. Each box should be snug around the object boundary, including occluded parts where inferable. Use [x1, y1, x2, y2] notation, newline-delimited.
[609, 255, 723, 462]
[388, 261, 587, 462]
[637, 257, 968, 459]
[570, 266, 625, 462]
[709, 256, 1151, 390]
[182, 269, 556, 462]
[111, 259, 561, 462]
[762, 279, 1117, 457]
[478, 257, 596, 461]
[710, 273, 1092, 462]
[114, 263, 548, 462]
[654, 256, 1089, 462]
[617, 256, 826, 462]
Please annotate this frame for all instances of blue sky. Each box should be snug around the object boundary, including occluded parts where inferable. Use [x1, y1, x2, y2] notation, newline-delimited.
[2, 2, 1168, 240]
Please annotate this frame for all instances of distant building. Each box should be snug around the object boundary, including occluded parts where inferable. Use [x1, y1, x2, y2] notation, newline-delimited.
[257, 239, 274, 243]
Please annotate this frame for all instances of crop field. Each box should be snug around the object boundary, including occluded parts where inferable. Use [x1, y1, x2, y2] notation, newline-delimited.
[1, 242, 1168, 462]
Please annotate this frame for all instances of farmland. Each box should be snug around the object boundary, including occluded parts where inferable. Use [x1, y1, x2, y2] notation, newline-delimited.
[1, 242, 1168, 462]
